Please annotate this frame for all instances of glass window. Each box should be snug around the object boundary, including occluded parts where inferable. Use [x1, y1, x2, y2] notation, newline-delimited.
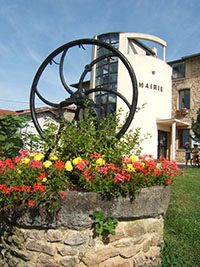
[178, 129, 190, 149]
[109, 83, 117, 91]
[171, 61, 185, 79]
[110, 63, 118, 73]
[95, 33, 119, 114]
[179, 89, 190, 109]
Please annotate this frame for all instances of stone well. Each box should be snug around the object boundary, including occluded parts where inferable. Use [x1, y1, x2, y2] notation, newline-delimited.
[0, 185, 170, 267]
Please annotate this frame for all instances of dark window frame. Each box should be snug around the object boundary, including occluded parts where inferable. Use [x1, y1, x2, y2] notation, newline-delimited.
[179, 89, 190, 109]
[95, 33, 119, 114]
[178, 129, 190, 149]
[170, 61, 185, 79]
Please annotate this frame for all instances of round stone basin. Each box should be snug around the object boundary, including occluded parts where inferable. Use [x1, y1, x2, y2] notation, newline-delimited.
[2, 185, 170, 230]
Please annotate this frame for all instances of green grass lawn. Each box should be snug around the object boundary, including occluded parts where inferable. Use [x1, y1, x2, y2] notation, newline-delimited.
[158, 168, 200, 266]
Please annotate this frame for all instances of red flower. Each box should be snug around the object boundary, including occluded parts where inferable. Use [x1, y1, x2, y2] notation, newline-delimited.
[58, 192, 67, 199]
[167, 179, 172, 184]
[55, 161, 65, 168]
[61, 192, 66, 199]
[2, 187, 10, 194]
[28, 199, 34, 207]
[84, 169, 93, 181]
[0, 184, 6, 190]
[33, 183, 45, 192]
[90, 153, 101, 159]
[36, 173, 46, 180]
[14, 186, 21, 192]
[114, 173, 125, 182]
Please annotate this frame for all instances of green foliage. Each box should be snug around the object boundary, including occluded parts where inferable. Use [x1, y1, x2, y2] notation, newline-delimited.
[0, 114, 28, 159]
[42, 106, 143, 162]
[191, 108, 200, 143]
[0, 113, 44, 159]
[92, 211, 118, 236]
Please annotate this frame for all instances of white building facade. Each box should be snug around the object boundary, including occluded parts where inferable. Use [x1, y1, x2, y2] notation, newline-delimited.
[90, 32, 189, 160]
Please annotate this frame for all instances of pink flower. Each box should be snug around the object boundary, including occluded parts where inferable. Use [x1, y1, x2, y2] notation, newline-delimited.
[19, 149, 29, 156]
[75, 161, 85, 171]
[30, 160, 43, 168]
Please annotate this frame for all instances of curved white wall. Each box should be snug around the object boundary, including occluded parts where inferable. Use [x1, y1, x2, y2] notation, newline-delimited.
[117, 52, 172, 157]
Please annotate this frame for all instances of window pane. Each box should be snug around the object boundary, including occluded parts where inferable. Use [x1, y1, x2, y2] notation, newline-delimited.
[171, 61, 185, 79]
[110, 63, 118, 73]
[95, 33, 119, 114]
[184, 90, 190, 109]
[178, 129, 190, 149]
[179, 89, 190, 109]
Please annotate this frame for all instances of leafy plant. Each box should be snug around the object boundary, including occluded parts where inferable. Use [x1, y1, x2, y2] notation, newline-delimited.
[0, 113, 44, 160]
[92, 211, 118, 236]
[191, 108, 200, 143]
[0, 114, 28, 159]
[41, 106, 144, 163]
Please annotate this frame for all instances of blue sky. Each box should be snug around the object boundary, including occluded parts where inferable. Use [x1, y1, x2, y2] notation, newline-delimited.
[0, 0, 200, 110]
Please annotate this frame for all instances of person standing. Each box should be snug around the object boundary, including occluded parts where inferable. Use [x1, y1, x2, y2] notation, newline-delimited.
[185, 142, 192, 167]
[192, 144, 199, 167]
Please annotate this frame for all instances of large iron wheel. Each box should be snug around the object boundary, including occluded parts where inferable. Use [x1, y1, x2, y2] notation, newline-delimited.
[30, 38, 138, 139]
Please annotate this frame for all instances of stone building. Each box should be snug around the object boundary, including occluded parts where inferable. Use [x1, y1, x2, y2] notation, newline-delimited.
[168, 53, 200, 163]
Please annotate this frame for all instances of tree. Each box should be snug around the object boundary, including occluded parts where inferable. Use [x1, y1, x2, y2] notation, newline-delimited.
[191, 108, 200, 143]
[0, 113, 29, 159]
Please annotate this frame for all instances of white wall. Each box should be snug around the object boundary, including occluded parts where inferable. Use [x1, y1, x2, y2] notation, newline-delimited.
[117, 40, 172, 157]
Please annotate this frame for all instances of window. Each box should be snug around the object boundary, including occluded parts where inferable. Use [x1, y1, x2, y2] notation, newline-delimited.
[171, 61, 185, 79]
[95, 33, 119, 115]
[179, 89, 190, 109]
[178, 129, 190, 149]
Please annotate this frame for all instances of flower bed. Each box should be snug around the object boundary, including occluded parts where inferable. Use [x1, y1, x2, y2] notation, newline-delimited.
[0, 150, 182, 213]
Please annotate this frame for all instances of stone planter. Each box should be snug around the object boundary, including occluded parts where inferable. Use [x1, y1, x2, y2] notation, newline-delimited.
[0, 185, 170, 267]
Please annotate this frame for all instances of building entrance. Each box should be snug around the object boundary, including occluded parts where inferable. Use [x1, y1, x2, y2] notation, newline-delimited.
[158, 131, 167, 159]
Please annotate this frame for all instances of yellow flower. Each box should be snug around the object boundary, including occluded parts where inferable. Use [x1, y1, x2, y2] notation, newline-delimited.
[20, 158, 30, 164]
[49, 155, 58, 161]
[17, 169, 22, 174]
[129, 155, 138, 162]
[30, 152, 37, 158]
[96, 158, 105, 166]
[72, 157, 82, 166]
[43, 160, 52, 169]
[65, 161, 73, 171]
[126, 164, 136, 173]
[42, 177, 47, 182]
[34, 153, 45, 161]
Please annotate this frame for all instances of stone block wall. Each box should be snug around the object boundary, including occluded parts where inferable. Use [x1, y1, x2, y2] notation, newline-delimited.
[171, 55, 200, 163]
[0, 186, 170, 267]
[0, 217, 163, 267]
